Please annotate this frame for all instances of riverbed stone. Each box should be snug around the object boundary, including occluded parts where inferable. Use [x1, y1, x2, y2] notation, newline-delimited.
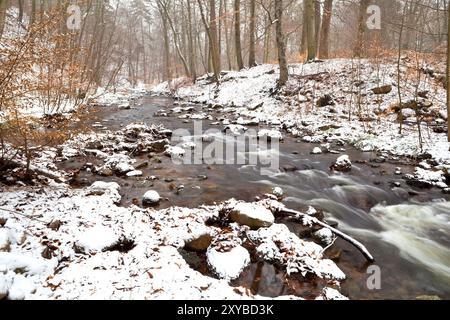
[185, 233, 213, 252]
[332, 155, 352, 172]
[313, 228, 334, 246]
[115, 162, 134, 174]
[126, 170, 143, 177]
[371, 85, 392, 95]
[142, 190, 161, 206]
[272, 187, 284, 198]
[96, 166, 113, 177]
[229, 202, 275, 229]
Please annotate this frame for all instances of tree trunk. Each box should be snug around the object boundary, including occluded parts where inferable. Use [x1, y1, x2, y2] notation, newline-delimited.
[354, 0, 369, 58]
[264, 15, 271, 64]
[314, 0, 321, 50]
[209, 0, 221, 74]
[158, 0, 191, 78]
[318, 0, 333, 59]
[248, 0, 257, 67]
[187, 0, 197, 80]
[197, 0, 220, 83]
[160, 3, 171, 81]
[31, 0, 37, 24]
[447, 1, 450, 141]
[275, 0, 288, 86]
[305, 0, 316, 61]
[0, 0, 8, 38]
[300, 5, 307, 57]
[223, 0, 233, 70]
[18, 0, 23, 23]
[234, 0, 244, 70]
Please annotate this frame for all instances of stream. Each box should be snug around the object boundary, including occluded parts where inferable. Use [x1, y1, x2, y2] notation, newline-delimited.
[61, 96, 450, 300]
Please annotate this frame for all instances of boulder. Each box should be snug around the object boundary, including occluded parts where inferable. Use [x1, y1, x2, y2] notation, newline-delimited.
[311, 147, 322, 155]
[230, 202, 275, 229]
[371, 85, 392, 95]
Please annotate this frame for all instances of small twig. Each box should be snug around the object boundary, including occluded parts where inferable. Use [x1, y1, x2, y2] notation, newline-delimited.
[320, 236, 338, 255]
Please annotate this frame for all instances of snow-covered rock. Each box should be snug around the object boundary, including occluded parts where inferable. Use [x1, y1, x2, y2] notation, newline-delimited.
[401, 108, 416, 119]
[438, 110, 448, 120]
[7, 275, 36, 300]
[0, 229, 11, 252]
[164, 146, 186, 158]
[229, 202, 275, 229]
[126, 170, 143, 177]
[405, 167, 447, 189]
[313, 228, 334, 246]
[237, 117, 260, 126]
[332, 155, 352, 172]
[248, 224, 345, 281]
[86, 181, 121, 204]
[96, 166, 113, 177]
[206, 245, 250, 281]
[75, 226, 119, 254]
[311, 147, 322, 154]
[224, 124, 247, 136]
[0, 273, 12, 299]
[258, 129, 283, 141]
[272, 187, 284, 198]
[316, 287, 349, 300]
[142, 190, 161, 206]
[317, 259, 346, 281]
[115, 162, 135, 174]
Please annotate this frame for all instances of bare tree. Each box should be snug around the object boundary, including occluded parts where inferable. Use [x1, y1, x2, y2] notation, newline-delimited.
[198, 0, 220, 83]
[319, 0, 333, 59]
[275, 0, 288, 86]
[305, 0, 316, 61]
[248, 0, 257, 67]
[354, 0, 369, 57]
[447, 0, 450, 141]
[234, 0, 244, 70]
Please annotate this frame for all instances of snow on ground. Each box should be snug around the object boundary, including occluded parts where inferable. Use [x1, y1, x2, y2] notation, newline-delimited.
[0, 181, 346, 300]
[152, 58, 450, 189]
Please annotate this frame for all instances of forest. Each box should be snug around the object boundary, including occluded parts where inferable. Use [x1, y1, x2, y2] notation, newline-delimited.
[0, 0, 449, 302]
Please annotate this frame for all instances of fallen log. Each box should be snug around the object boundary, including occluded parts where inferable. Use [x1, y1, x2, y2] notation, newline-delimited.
[280, 207, 375, 263]
[7, 160, 65, 183]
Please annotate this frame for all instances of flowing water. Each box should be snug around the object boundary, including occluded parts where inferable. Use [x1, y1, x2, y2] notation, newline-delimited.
[61, 96, 450, 300]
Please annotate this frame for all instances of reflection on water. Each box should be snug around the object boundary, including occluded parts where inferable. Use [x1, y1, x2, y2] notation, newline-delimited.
[69, 96, 450, 299]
